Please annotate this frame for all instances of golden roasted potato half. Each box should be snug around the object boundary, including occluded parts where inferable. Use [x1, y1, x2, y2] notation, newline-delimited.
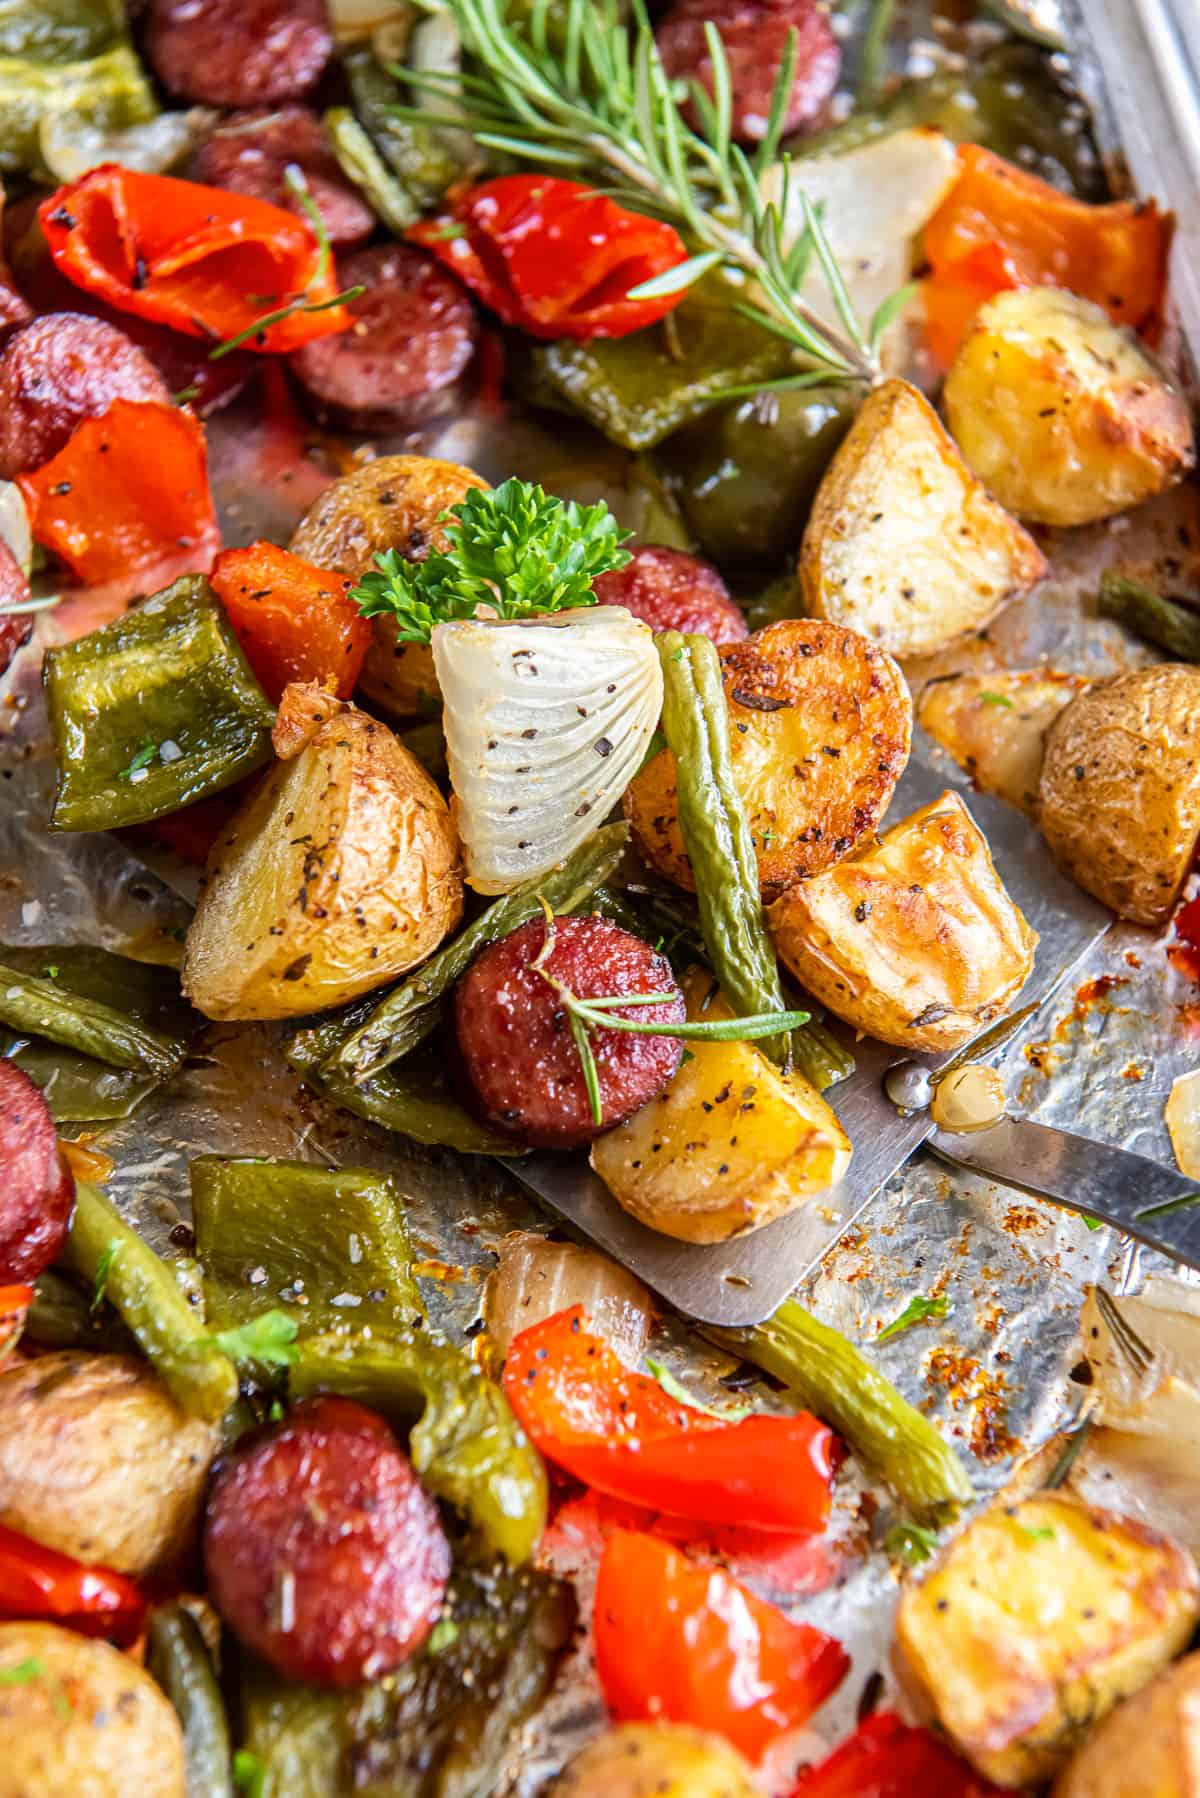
[1053, 1648, 1200, 1798]
[554, 1724, 766, 1798]
[183, 683, 463, 1020]
[290, 453, 488, 718]
[918, 669, 1088, 816]
[769, 791, 1036, 1051]
[625, 618, 911, 899]
[895, 1492, 1200, 1789]
[1038, 664, 1200, 925]
[0, 1622, 186, 1798]
[0, 1352, 216, 1578]
[944, 289, 1195, 528]
[590, 969, 852, 1243]
[800, 377, 1047, 657]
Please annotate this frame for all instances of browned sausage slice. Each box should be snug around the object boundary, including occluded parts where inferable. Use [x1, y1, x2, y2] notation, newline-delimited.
[191, 107, 375, 250]
[0, 314, 170, 480]
[656, 0, 841, 143]
[593, 546, 749, 646]
[455, 915, 685, 1150]
[289, 244, 479, 432]
[0, 1061, 75, 1284]
[145, 0, 333, 107]
[204, 1395, 450, 1687]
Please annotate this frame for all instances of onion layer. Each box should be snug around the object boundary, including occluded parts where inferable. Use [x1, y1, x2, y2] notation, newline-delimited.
[484, 1232, 654, 1366]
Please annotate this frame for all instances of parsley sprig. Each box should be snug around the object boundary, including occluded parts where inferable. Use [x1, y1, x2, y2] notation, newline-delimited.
[350, 477, 633, 646]
[875, 1293, 949, 1343]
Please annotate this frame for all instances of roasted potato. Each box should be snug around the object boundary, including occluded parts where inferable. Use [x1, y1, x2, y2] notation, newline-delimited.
[1038, 664, 1200, 925]
[944, 289, 1195, 528]
[590, 969, 852, 1243]
[553, 1723, 766, 1798]
[625, 618, 911, 899]
[0, 1351, 216, 1577]
[290, 453, 488, 718]
[769, 790, 1037, 1051]
[0, 1622, 186, 1798]
[799, 378, 1047, 657]
[918, 669, 1089, 816]
[1053, 1648, 1200, 1798]
[183, 683, 463, 1020]
[895, 1492, 1200, 1788]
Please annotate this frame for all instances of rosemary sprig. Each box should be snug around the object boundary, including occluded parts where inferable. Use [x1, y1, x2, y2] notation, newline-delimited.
[389, 0, 884, 386]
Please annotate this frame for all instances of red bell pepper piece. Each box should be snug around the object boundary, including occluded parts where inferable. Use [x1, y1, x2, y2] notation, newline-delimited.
[39, 164, 354, 355]
[18, 398, 220, 587]
[0, 1522, 145, 1646]
[0, 1285, 32, 1359]
[504, 1305, 836, 1534]
[210, 541, 372, 703]
[594, 1529, 848, 1760]
[790, 1712, 1007, 1797]
[410, 175, 690, 341]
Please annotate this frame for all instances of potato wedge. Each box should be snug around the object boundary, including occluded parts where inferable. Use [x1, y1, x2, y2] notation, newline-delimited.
[1038, 664, 1200, 925]
[289, 454, 488, 718]
[183, 684, 462, 1020]
[800, 378, 1047, 657]
[918, 669, 1088, 816]
[554, 1723, 766, 1798]
[1052, 1649, 1200, 1798]
[624, 618, 911, 899]
[590, 970, 852, 1243]
[769, 790, 1036, 1051]
[895, 1492, 1200, 1789]
[944, 289, 1195, 527]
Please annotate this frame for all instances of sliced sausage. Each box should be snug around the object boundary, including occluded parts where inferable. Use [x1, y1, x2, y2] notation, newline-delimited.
[0, 314, 170, 481]
[0, 540, 32, 678]
[0, 1062, 75, 1285]
[455, 915, 685, 1149]
[191, 107, 375, 250]
[204, 1395, 450, 1688]
[289, 244, 478, 432]
[656, 0, 841, 143]
[145, 0, 333, 108]
[593, 546, 749, 646]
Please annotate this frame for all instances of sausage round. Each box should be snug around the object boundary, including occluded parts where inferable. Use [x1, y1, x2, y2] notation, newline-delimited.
[593, 546, 749, 647]
[656, 0, 841, 143]
[191, 107, 375, 250]
[0, 313, 170, 481]
[204, 1394, 450, 1687]
[455, 915, 686, 1149]
[0, 1062, 75, 1285]
[145, 0, 333, 107]
[0, 540, 32, 678]
[289, 244, 478, 431]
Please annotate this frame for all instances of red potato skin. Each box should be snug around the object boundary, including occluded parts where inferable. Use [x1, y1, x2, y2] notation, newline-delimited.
[191, 107, 375, 251]
[145, 0, 334, 107]
[289, 244, 479, 432]
[204, 1395, 451, 1688]
[592, 546, 749, 647]
[656, 0, 841, 143]
[0, 540, 32, 676]
[0, 313, 171, 481]
[0, 1063, 75, 1284]
[455, 915, 686, 1150]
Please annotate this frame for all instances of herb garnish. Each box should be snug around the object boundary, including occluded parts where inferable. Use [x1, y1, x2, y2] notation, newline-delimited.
[884, 1520, 940, 1566]
[91, 1239, 121, 1313]
[979, 691, 1015, 709]
[645, 1354, 751, 1421]
[199, 1309, 300, 1369]
[233, 1750, 266, 1797]
[0, 1658, 45, 1686]
[117, 739, 157, 782]
[875, 1293, 949, 1343]
[350, 478, 632, 646]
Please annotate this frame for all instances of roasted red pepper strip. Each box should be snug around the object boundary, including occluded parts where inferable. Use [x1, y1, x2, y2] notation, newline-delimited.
[210, 541, 372, 702]
[0, 1522, 145, 1646]
[789, 1712, 1007, 1797]
[18, 398, 219, 587]
[40, 164, 354, 355]
[594, 1529, 848, 1760]
[504, 1306, 836, 1533]
[0, 1285, 32, 1359]
[410, 176, 689, 341]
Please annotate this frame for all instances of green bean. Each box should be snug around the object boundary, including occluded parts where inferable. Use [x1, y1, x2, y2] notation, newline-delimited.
[1098, 572, 1200, 662]
[324, 105, 420, 234]
[657, 633, 791, 1064]
[63, 1183, 239, 1423]
[705, 1297, 973, 1519]
[0, 962, 186, 1080]
[287, 1035, 522, 1155]
[146, 1603, 233, 1798]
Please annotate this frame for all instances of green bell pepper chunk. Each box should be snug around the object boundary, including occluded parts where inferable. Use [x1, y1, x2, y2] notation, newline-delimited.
[325, 105, 420, 234]
[44, 575, 276, 833]
[0, 43, 156, 176]
[189, 1158, 424, 1337]
[0, 0, 123, 62]
[291, 1328, 548, 1565]
[344, 47, 464, 216]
